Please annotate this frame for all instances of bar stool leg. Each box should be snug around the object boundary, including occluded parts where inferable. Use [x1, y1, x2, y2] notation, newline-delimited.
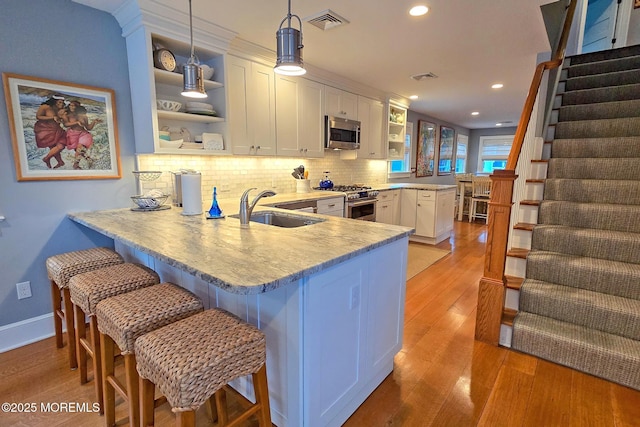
[253, 365, 272, 427]
[124, 354, 140, 427]
[50, 280, 63, 349]
[140, 378, 156, 427]
[62, 287, 77, 369]
[89, 317, 104, 415]
[214, 389, 228, 426]
[176, 410, 196, 427]
[74, 304, 88, 383]
[100, 332, 116, 427]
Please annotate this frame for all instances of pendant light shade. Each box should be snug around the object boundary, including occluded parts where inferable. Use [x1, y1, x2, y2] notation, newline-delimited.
[274, 0, 306, 76]
[182, 0, 207, 98]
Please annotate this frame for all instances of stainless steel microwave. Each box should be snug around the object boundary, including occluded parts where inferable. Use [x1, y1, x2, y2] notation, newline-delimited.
[324, 116, 361, 150]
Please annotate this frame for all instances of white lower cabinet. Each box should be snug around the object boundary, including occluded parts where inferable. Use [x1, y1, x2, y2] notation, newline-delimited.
[399, 188, 455, 245]
[376, 189, 400, 224]
[116, 233, 408, 427]
[400, 188, 417, 229]
[316, 197, 345, 217]
[227, 55, 277, 155]
[303, 238, 407, 426]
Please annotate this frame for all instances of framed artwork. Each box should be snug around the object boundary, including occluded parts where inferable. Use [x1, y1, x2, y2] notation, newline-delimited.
[3, 73, 121, 181]
[416, 120, 436, 177]
[438, 125, 455, 176]
[636, 0, 640, 8]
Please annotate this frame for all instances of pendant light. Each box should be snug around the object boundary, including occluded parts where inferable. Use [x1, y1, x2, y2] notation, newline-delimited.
[181, 0, 207, 98]
[274, 0, 306, 76]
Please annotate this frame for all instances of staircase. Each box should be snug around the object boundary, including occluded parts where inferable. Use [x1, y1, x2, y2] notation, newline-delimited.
[511, 45, 640, 391]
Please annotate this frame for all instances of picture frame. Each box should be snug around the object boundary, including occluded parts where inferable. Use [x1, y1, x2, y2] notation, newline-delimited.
[636, 0, 640, 9]
[3, 73, 121, 181]
[438, 125, 455, 176]
[416, 120, 436, 177]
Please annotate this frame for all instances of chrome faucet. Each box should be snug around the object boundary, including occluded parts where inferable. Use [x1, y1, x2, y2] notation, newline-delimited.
[239, 187, 276, 227]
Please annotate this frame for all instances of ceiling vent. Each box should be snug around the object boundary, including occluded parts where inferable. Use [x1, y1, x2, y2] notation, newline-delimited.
[411, 72, 438, 81]
[305, 9, 349, 31]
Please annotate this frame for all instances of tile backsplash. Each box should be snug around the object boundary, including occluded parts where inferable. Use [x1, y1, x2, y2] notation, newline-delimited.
[136, 150, 388, 201]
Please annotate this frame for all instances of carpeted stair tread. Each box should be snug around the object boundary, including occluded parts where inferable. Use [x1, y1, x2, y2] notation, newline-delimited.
[519, 280, 640, 341]
[551, 136, 640, 158]
[566, 55, 640, 78]
[567, 45, 640, 65]
[564, 69, 640, 92]
[544, 178, 640, 204]
[560, 83, 640, 106]
[531, 224, 640, 264]
[538, 200, 640, 233]
[557, 99, 640, 122]
[512, 312, 640, 390]
[513, 44, 640, 391]
[554, 117, 640, 139]
[526, 251, 640, 300]
[547, 158, 640, 180]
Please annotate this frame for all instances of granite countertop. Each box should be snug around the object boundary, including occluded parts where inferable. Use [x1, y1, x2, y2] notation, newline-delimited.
[68, 205, 413, 295]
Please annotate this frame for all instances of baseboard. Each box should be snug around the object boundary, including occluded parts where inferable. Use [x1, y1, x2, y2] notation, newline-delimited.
[0, 313, 56, 353]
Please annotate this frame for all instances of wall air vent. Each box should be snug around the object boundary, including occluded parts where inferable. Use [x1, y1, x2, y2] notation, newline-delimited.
[305, 9, 350, 30]
[411, 72, 438, 81]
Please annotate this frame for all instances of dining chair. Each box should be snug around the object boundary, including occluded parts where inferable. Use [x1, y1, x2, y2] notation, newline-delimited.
[470, 176, 492, 223]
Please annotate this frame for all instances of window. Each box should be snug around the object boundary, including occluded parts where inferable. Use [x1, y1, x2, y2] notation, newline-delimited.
[477, 135, 514, 173]
[388, 121, 412, 176]
[455, 134, 468, 173]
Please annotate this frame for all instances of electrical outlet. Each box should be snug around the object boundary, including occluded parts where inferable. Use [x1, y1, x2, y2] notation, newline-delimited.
[16, 281, 32, 299]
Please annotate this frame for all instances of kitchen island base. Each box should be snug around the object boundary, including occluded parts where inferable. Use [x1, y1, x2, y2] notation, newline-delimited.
[114, 237, 408, 427]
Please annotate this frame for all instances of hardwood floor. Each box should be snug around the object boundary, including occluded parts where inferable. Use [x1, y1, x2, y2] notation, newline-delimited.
[1, 221, 638, 426]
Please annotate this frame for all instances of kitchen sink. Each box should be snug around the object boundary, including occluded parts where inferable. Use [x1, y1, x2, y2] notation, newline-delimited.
[231, 211, 325, 228]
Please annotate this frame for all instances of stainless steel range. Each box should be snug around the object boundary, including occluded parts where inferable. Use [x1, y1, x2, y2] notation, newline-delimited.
[314, 185, 379, 221]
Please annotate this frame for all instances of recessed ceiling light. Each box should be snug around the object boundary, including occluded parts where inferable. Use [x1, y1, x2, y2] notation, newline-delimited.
[471, 111, 479, 116]
[409, 95, 418, 100]
[491, 83, 504, 89]
[409, 5, 429, 16]
[496, 123, 503, 126]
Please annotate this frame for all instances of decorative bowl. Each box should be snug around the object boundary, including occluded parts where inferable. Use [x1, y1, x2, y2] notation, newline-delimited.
[200, 64, 214, 80]
[131, 193, 169, 209]
[156, 99, 182, 112]
[132, 170, 163, 181]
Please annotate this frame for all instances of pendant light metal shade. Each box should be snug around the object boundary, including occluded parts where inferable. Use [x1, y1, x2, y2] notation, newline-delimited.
[182, 63, 207, 98]
[274, 0, 306, 76]
[182, 0, 207, 98]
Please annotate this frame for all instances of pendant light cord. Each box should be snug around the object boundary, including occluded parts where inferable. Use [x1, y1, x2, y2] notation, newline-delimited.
[188, 0, 195, 65]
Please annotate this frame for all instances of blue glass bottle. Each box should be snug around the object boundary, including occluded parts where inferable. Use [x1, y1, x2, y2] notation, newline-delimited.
[208, 187, 223, 218]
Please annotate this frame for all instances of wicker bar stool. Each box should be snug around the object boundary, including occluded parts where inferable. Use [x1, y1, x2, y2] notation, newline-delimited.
[68, 262, 159, 413]
[96, 283, 203, 427]
[46, 247, 123, 370]
[135, 309, 271, 427]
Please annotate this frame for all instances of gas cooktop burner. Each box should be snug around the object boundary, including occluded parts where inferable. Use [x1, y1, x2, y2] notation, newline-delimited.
[314, 185, 372, 192]
[313, 185, 379, 200]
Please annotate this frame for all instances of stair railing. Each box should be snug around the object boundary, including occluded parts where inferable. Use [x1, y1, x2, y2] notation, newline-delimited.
[474, 0, 578, 345]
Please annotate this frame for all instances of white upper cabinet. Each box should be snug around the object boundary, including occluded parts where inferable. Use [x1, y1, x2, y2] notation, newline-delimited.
[356, 96, 385, 159]
[325, 86, 358, 120]
[276, 75, 325, 158]
[227, 55, 277, 156]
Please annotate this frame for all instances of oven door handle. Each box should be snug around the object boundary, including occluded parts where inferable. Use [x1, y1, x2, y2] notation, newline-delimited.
[349, 198, 377, 207]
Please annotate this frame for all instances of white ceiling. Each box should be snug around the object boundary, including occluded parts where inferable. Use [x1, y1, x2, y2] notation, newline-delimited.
[77, 0, 554, 129]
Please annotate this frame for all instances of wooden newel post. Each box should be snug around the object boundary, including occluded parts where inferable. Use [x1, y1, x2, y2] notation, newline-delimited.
[475, 169, 517, 345]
